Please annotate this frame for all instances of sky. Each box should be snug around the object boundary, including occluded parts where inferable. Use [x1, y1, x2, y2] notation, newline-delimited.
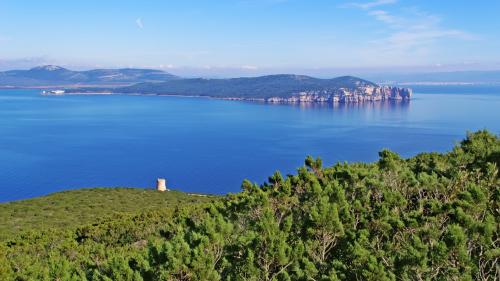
[0, 0, 499, 76]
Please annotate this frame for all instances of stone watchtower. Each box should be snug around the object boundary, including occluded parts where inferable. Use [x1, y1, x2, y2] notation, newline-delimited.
[156, 178, 167, 192]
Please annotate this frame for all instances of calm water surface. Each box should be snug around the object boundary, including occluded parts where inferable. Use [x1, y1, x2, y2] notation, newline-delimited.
[1, 86, 499, 202]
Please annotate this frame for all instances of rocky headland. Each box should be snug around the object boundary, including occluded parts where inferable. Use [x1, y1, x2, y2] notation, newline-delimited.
[61, 74, 412, 104]
[263, 85, 411, 103]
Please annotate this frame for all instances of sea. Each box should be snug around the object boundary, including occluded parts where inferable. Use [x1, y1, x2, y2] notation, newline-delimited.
[1, 85, 499, 202]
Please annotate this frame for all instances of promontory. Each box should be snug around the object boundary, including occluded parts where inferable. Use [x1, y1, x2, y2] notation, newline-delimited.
[66, 74, 412, 103]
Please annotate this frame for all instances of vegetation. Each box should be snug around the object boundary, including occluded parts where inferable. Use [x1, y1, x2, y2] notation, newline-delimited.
[114, 75, 376, 99]
[0, 188, 215, 240]
[1, 130, 499, 280]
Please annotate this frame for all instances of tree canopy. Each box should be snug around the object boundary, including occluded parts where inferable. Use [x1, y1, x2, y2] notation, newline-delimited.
[1, 130, 499, 280]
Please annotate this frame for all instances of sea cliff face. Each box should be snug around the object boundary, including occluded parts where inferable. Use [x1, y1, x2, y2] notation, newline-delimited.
[265, 86, 412, 103]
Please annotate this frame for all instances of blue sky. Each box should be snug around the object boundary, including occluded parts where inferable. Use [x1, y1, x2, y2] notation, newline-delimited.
[0, 0, 499, 75]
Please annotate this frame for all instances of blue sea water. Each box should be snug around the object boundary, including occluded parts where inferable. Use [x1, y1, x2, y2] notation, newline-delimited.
[1, 86, 499, 202]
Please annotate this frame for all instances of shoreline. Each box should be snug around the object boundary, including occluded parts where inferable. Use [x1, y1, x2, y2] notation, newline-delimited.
[45, 91, 412, 104]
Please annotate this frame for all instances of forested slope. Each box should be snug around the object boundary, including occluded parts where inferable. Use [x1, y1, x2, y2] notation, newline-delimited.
[1, 130, 498, 280]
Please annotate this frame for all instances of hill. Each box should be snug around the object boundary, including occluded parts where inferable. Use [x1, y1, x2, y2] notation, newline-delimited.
[83, 74, 411, 103]
[117, 74, 377, 98]
[0, 65, 178, 87]
[1, 66, 412, 103]
[0, 130, 498, 280]
[0, 188, 215, 240]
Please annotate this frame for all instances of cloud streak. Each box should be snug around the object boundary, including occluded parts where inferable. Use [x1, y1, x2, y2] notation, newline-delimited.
[348, 0, 397, 10]
[135, 18, 144, 29]
[368, 9, 399, 26]
[345, 1, 477, 64]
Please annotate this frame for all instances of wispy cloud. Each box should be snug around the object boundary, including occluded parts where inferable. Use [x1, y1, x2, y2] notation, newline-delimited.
[158, 64, 175, 69]
[135, 18, 144, 29]
[371, 10, 476, 48]
[368, 9, 399, 26]
[241, 65, 259, 70]
[347, 0, 397, 10]
[344, 1, 477, 64]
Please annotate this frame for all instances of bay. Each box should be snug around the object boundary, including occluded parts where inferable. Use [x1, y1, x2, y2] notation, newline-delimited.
[1, 86, 499, 202]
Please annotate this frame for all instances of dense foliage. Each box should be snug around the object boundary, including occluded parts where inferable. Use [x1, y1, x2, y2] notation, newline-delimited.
[1, 130, 499, 280]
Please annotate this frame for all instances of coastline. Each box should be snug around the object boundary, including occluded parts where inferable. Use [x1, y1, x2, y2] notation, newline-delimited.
[44, 91, 411, 104]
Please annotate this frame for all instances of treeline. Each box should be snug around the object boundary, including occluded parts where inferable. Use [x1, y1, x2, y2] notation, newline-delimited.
[1, 130, 499, 280]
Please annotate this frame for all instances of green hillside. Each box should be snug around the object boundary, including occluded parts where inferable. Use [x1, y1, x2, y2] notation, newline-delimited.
[0, 188, 215, 240]
[116, 75, 376, 98]
[0, 130, 498, 280]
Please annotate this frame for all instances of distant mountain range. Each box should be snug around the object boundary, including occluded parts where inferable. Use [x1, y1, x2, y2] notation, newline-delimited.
[0, 65, 178, 87]
[2, 65, 500, 88]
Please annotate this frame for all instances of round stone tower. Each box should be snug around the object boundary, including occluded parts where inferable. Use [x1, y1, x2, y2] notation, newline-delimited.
[156, 178, 167, 192]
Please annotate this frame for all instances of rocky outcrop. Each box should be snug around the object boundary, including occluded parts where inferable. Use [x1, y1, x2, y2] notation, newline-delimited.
[266, 86, 411, 103]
